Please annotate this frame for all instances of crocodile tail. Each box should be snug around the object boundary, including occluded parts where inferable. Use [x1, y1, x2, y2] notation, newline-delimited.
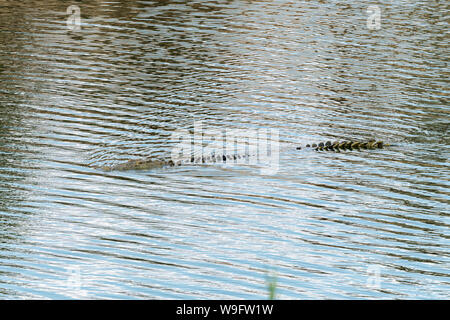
[309, 140, 387, 152]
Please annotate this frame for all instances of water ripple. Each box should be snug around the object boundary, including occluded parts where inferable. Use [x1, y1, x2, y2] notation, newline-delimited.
[0, 0, 448, 299]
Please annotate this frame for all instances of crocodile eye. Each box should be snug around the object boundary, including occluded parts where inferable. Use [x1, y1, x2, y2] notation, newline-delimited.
[325, 141, 331, 146]
[296, 146, 302, 150]
[306, 144, 310, 148]
[312, 143, 317, 148]
[319, 142, 324, 147]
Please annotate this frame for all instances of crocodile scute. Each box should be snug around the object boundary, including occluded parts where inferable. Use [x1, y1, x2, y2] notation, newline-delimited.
[303, 140, 385, 152]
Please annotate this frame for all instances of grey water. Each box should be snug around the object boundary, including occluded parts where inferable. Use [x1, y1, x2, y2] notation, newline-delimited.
[0, 0, 448, 299]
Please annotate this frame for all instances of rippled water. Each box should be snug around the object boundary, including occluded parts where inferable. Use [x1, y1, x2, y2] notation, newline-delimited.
[0, 0, 449, 299]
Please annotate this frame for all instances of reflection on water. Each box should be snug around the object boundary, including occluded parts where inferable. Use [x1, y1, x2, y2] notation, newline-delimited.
[0, 0, 449, 299]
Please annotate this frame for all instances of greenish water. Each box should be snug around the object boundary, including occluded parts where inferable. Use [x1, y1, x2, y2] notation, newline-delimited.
[0, 0, 448, 299]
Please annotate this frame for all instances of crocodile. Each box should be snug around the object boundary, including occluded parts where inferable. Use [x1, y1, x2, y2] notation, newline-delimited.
[93, 140, 388, 172]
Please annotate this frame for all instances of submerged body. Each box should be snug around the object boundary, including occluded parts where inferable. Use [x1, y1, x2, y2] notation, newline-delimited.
[94, 140, 388, 172]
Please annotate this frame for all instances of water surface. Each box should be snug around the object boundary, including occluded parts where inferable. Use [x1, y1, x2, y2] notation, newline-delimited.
[0, 0, 449, 299]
